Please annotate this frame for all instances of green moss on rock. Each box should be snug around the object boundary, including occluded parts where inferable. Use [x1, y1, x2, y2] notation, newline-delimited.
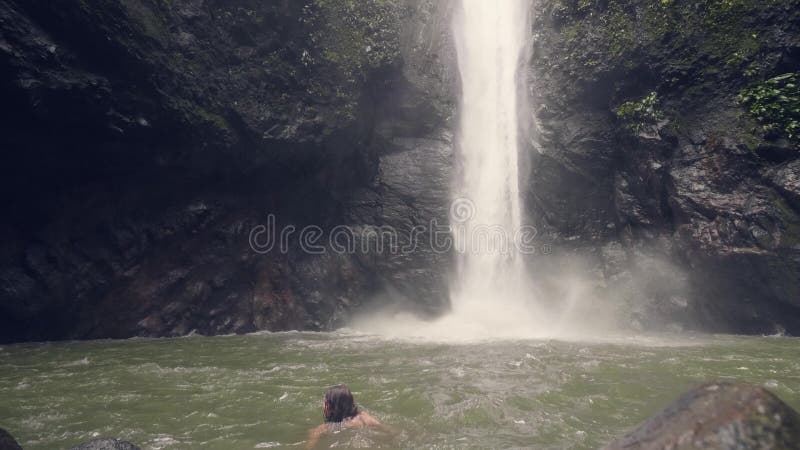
[76, 0, 171, 44]
[168, 98, 232, 133]
[120, 0, 171, 44]
[299, 0, 403, 125]
[615, 92, 664, 133]
[773, 194, 800, 248]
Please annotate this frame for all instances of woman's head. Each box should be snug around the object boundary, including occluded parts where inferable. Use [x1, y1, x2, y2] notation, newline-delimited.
[323, 384, 359, 423]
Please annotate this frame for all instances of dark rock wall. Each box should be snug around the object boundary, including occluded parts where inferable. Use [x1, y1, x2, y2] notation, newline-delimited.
[526, 0, 800, 333]
[0, 0, 457, 343]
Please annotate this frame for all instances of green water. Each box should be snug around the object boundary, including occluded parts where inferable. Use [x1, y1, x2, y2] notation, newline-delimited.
[1, 332, 799, 449]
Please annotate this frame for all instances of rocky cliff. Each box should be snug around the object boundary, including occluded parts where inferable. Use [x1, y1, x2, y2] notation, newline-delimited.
[0, 0, 457, 342]
[1, 0, 799, 342]
[527, 0, 800, 333]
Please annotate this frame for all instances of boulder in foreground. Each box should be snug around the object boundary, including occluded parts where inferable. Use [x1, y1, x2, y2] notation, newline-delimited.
[0, 427, 22, 450]
[604, 382, 800, 450]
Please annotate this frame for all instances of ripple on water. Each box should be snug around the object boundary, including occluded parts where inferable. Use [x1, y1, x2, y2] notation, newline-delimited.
[146, 435, 181, 450]
[19, 412, 68, 431]
[135, 363, 220, 375]
[60, 357, 91, 367]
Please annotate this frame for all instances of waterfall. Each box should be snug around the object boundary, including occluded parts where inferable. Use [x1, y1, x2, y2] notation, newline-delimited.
[353, 0, 560, 340]
[448, 0, 537, 335]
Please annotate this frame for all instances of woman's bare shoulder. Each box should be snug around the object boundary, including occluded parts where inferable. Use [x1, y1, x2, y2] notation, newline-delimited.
[357, 411, 381, 426]
[341, 412, 380, 429]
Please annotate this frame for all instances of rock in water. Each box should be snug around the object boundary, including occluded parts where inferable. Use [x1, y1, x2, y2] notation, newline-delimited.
[604, 382, 800, 450]
[0, 428, 22, 450]
[69, 439, 141, 450]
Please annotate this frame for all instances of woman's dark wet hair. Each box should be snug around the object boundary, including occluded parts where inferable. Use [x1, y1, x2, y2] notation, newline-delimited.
[324, 384, 359, 423]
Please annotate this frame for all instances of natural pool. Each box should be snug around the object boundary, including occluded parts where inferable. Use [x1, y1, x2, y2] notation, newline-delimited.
[1, 332, 799, 449]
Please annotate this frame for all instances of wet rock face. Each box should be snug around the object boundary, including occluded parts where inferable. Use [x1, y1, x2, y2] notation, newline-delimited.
[0, 0, 457, 342]
[604, 383, 800, 450]
[527, 0, 800, 333]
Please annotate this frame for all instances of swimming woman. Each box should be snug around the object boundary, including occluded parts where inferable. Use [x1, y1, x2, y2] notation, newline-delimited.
[306, 384, 380, 449]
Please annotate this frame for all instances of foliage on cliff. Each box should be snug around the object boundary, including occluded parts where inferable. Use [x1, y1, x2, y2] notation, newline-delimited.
[545, 0, 798, 80]
[537, 0, 800, 141]
[614, 91, 664, 133]
[738, 73, 800, 146]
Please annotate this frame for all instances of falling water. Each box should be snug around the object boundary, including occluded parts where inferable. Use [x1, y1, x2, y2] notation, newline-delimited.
[352, 0, 599, 339]
[447, 0, 538, 336]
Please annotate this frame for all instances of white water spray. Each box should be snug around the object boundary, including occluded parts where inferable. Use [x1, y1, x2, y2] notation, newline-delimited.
[444, 0, 540, 336]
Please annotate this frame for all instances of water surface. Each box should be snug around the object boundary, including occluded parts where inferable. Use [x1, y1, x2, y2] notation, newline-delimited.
[1, 332, 799, 449]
